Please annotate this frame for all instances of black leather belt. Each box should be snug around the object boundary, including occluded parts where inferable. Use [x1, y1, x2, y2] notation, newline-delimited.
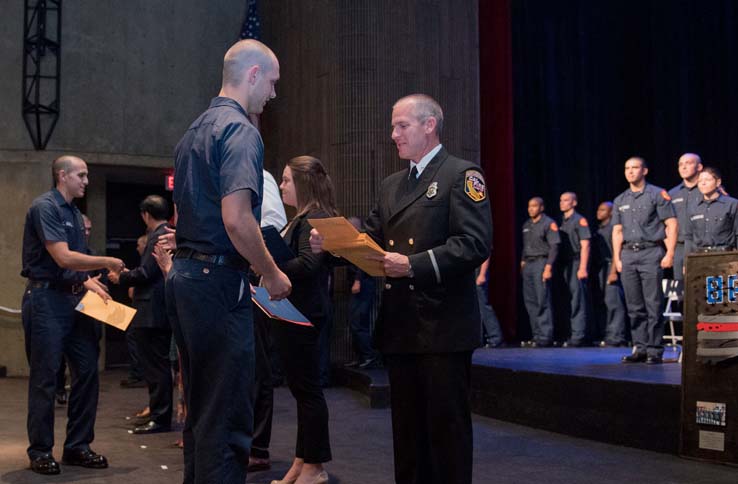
[623, 241, 659, 252]
[27, 280, 85, 295]
[695, 246, 733, 253]
[174, 248, 250, 272]
[523, 255, 547, 262]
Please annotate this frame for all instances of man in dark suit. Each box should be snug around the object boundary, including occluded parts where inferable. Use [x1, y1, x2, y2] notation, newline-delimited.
[311, 94, 492, 484]
[110, 195, 173, 433]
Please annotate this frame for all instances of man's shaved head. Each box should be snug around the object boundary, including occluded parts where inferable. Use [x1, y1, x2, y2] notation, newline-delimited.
[52, 155, 85, 185]
[222, 39, 277, 87]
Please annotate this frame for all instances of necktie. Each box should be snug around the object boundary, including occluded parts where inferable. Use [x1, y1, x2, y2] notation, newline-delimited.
[407, 165, 419, 193]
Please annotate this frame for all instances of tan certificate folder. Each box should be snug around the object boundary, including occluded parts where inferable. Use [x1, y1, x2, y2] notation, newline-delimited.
[308, 217, 386, 276]
[75, 291, 137, 331]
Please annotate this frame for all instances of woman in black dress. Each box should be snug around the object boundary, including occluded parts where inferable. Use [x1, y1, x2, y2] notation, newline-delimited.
[270, 155, 337, 484]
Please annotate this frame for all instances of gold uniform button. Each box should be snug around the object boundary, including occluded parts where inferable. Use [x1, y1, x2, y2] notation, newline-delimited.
[385, 283, 392, 290]
[389, 240, 395, 247]
[409, 284, 415, 291]
[408, 238, 414, 245]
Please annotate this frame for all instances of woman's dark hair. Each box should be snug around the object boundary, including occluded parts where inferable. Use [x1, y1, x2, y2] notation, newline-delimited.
[287, 156, 339, 217]
[701, 166, 722, 181]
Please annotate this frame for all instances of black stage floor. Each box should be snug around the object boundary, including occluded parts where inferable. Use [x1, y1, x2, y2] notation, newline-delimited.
[470, 346, 684, 453]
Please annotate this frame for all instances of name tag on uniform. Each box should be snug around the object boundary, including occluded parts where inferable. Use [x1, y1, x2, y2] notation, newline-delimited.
[523, 228, 530, 233]
[690, 214, 705, 221]
[64, 221, 74, 228]
[672, 198, 684, 203]
[619, 205, 630, 211]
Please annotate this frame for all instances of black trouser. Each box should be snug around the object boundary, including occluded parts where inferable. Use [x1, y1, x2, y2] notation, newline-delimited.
[131, 326, 173, 427]
[251, 310, 274, 459]
[272, 318, 331, 464]
[621, 246, 665, 358]
[385, 352, 473, 484]
[21, 286, 99, 459]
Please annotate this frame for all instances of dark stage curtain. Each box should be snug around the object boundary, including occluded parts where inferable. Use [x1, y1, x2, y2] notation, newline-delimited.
[480, 0, 517, 340]
[507, 0, 738, 339]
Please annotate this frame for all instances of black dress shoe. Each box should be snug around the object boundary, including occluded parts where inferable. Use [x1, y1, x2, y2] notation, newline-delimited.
[62, 448, 108, 468]
[646, 356, 663, 365]
[247, 456, 271, 472]
[120, 377, 147, 388]
[30, 454, 60, 475]
[621, 353, 647, 363]
[56, 391, 67, 405]
[358, 357, 383, 369]
[133, 420, 171, 434]
[343, 360, 360, 368]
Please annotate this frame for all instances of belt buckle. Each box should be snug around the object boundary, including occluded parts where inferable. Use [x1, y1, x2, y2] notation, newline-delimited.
[631, 244, 640, 252]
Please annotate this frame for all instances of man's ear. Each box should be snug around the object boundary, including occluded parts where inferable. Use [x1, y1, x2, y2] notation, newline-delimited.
[424, 116, 437, 134]
[247, 64, 261, 85]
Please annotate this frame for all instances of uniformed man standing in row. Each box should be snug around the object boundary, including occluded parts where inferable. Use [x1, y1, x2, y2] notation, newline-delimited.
[684, 167, 738, 254]
[520, 197, 560, 347]
[168, 39, 290, 484]
[668, 153, 703, 281]
[558, 192, 591, 347]
[21, 156, 125, 475]
[612, 157, 677, 364]
[592, 201, 628, 347]
[311, 93, 492, 484]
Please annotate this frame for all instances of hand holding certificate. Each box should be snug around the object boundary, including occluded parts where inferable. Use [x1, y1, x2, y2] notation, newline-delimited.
[307, 217, 386, 276]
[75, 291, 137, 331]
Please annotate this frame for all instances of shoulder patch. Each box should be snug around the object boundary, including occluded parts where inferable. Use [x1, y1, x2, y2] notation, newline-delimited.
[660, 190, 671, 201]
[550, 222, 559, 232]
[579, 217, 588, 227]
[464, 170, 486, 202]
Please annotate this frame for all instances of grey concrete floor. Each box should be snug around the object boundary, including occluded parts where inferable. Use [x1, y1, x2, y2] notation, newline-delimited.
[0, 369, 736, 483]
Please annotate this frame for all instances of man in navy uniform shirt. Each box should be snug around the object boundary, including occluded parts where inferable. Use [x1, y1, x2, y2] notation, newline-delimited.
[21, 156, 124, 475]
[558, 192, 591, 347]
[521, 197, 560, 347]
[311, 93, 492, 484]
[612, 157, 677, 364]
[668, 153, 703, 280]
[168, 39, 291, 484]
[684, 167, 738, 253]
[592, 201, 628, 347]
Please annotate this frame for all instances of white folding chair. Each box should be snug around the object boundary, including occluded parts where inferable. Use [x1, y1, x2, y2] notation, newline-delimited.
[662, 279, 683, 363]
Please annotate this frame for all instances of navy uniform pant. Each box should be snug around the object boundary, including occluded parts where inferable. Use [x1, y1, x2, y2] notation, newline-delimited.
[563, 258, 589, 343]
[521, 258, 553, 344]
[596, 261, 628, 345]
[620, 246, 665, 358]
[166, 259, 254, 484]
[385, 352, 473, 484]
[349, 277, 379, 362]
[21, 286, 99, 459]
[475, 267, 503, 345]
[672, 242, 685, 281]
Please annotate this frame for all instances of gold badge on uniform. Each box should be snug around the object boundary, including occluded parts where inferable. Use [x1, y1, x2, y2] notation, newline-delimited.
[464, 170, 486, 202]
[426, 182, 438, 199]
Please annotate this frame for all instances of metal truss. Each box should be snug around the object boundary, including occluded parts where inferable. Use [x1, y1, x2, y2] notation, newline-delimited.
[22, 0, 62, 150]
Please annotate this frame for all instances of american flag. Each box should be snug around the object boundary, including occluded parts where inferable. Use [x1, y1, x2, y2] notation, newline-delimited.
[240, 0, 261, 40]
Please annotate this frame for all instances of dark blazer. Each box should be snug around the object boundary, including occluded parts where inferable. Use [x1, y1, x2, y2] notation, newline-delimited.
[365, 148, 492, 354]
[278, 210, 332, 328]
[119, 222, 170, 330]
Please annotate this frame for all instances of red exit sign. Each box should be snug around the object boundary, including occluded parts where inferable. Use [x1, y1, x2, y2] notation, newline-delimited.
[165, 174, 174, 191]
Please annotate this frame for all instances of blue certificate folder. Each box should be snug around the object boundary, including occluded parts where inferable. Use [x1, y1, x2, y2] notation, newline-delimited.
[251, 287, 313, 327]
[261, 225, 296, 264]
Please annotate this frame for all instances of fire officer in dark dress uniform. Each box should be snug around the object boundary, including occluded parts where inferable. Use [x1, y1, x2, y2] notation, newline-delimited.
[612, 157, 677, 364]
[109, 195, 173, 434]
[558, 192, 592, 347]
[684, 167, 738, 254]
[167, 39, 290, 484]
[520, 197, 560, 347]
[311, 93, 492, 484]
[668, 153, 703, 281]
[21, 155, 124, 475]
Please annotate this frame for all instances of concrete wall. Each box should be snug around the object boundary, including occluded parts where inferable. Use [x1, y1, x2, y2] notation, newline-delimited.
[0, 0, 246, 375]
